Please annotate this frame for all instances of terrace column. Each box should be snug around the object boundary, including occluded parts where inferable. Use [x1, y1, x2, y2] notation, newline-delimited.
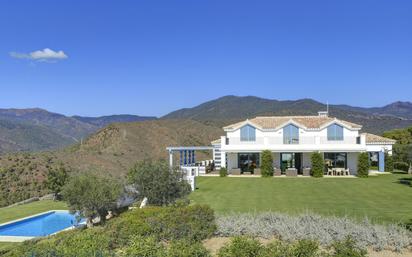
[379, 150, 385, 172]
[169, 150, 173, 167]
[221, 151, 226, 168]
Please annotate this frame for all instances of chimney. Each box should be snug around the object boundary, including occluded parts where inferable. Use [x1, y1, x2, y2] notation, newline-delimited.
[318, 111, 328, 117]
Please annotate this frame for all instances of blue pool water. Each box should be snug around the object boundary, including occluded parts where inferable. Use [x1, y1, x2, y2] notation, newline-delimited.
[0, 211, 83, 237]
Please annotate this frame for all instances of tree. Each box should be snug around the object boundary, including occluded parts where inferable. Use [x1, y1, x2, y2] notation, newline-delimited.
[384, 152, 394, 172]
[127, 159, 191, 206]
[62, 174, 122, 227]
[357, 152, 369, 178]
[260, 150, 274, 177]
[311, 152, 324, 178]
[46, 163, 69, 200]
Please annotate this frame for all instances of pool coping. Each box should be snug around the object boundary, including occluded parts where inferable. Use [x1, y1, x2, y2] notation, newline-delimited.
[0, 210, 85, 242]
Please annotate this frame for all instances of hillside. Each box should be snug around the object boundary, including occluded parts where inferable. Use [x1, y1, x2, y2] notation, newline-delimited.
[0, 108, 156, 153]
[335, 101, 412, 120]
[0, 119, 222, 206]
[163, 96, 412, 134]
[71, 114, 156, 127]
[0, 119, 73, 154]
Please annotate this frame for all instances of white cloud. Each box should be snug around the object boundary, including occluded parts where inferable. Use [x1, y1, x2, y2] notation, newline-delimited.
[10, 48, 68, 62]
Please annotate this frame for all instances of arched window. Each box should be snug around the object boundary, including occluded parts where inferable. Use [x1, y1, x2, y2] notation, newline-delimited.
[327, 124, 344, 141]
[240, 125, 256, 141]
[283, 124, 299, 144]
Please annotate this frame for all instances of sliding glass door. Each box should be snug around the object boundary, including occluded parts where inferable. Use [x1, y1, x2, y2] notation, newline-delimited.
[324, 153, 347, 169]
[280, 153, 302, 174]
[238, 153, 260, 173]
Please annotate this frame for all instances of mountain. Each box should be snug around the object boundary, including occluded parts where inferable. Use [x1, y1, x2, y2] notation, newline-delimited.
[0, 119, 73, 153]
[72, 114, 156, 127]
[0, 108, 156, 154]
[163, 96, 412, 134]
[0, 119, 222, 206]
[335, 101, 412, 120]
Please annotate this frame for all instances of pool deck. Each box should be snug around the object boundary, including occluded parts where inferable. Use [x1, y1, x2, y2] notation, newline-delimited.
[0, 210, 80, 242]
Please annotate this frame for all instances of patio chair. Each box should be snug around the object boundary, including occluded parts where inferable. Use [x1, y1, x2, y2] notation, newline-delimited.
[335, 168, 342, 176]
[327, 168, 333, 176]
[343, 169, 350, 176]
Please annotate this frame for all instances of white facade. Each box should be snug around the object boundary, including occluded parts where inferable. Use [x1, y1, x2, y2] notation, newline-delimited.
[215, 114, 395, 175]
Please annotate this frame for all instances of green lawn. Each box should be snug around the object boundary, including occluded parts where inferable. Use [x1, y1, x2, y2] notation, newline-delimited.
[0, 200, 67, 224]
[190, 173, 412, 224]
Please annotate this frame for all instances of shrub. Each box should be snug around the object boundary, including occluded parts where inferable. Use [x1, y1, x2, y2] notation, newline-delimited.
[46, 162, 69, 200]
[260, 150, 274, 177]
[394, 161, 409, 172]
[62, 173, 122, 226]
[331, 237, 367, 257]
[4, 228, 113, 257]
[127, 159, 191, 206]
[357, 152, 369, 178]
[106, 204, 216, 246]
[219, 167, 228, 177]
[123, 235, 166, 257]
[216, 212, 412, 251]
[218, 236, 264, 257]
[385, 153, 394, 172]
[311, 152, 324, 177]
[264, 240, 320, 257]
[167, 240, 211, 257]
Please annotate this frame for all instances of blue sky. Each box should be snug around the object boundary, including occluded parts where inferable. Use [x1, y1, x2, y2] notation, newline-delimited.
[0, 0, 411, 117]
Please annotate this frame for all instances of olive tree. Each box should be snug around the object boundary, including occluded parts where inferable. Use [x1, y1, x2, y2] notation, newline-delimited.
[62, 173, 122, 227]
[127, 159, 191, 206]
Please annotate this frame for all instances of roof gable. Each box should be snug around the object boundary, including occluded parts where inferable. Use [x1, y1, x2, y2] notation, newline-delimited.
[223, 116, 362, 131]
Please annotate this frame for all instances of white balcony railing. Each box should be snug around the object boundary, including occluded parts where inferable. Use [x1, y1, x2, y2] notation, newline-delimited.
[225, 136, 360, 145]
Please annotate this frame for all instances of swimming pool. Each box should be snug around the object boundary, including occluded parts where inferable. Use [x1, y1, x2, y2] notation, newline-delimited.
[0, 210, 84, 238]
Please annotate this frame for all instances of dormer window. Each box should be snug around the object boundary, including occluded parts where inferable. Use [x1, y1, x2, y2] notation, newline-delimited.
[283, 124, 299, 144]
[240, 125, 256, 141]
[327, 124, 344, 141]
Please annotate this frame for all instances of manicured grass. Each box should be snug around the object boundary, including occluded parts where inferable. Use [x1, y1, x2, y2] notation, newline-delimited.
[0, 200, 67, 224]
[190, 172, 412, 223]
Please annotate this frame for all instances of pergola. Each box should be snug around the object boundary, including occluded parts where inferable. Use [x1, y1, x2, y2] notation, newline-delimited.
[166, 146, 215, 167]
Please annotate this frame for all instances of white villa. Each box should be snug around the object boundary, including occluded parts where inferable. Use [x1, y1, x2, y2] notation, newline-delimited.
[168, 112, 396, 176]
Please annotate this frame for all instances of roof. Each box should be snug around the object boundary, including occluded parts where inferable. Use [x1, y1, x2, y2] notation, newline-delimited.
[211, 138, 221, 145]
[223, 116, 362, 131]
[362, 133, 396, 145]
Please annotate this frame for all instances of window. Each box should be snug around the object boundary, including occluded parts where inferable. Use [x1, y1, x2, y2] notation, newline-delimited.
[240, 125, 256, 141]
[368, 152, 379, 170]
[238, 153, 260, 172]
[324, 153, 347, 168]
[283, 124, 299, 144]
[327, 124, 344, 141]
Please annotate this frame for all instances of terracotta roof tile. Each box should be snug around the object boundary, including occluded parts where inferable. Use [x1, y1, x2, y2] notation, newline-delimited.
[224, 116, 362, 130]
[362, 133, 396, 144]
